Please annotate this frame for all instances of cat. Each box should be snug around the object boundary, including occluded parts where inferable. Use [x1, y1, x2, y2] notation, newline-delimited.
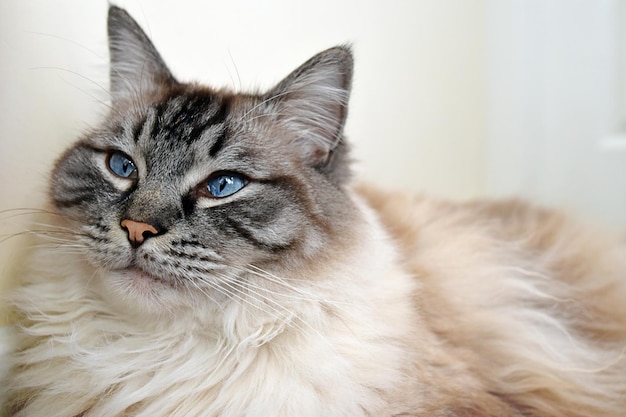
[2, 5, 626, 417]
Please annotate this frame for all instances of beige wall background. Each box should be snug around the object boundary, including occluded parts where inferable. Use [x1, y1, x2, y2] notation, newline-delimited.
[1, 0, 624, 305]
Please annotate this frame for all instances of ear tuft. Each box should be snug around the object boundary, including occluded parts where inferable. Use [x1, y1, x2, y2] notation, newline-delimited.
[267, 46, 353, 168]
[107, 6, 177, 102]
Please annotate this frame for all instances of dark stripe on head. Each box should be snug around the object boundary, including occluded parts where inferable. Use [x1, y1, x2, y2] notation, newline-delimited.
[207, 98, 228, 126]
[209, 128, 228, 157]
[132, 114, 147, 142]
[154, 101, 168, 130]
[184, 97, 229, 146]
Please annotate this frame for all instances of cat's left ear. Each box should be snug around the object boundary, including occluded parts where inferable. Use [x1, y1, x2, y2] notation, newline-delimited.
[267, 46, 353, 168]
[107, 6, 177, 102]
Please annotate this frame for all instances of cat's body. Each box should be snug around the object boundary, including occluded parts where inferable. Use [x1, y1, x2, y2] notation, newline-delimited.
[2, 6, 625, 417]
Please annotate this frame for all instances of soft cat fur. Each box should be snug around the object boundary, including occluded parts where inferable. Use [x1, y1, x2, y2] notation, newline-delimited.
[2, 6, 626, 417]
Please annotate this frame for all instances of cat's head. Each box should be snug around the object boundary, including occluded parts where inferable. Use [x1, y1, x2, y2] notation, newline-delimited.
[50, 6, 357, 316]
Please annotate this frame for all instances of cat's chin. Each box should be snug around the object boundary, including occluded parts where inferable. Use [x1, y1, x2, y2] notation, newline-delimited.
[100, 268, 190, 315]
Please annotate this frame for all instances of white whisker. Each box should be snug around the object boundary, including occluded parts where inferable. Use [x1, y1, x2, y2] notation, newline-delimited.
[243, 264, 353, 308]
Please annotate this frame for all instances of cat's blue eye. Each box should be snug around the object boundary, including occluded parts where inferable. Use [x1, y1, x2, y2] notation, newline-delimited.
[107, 151, 137, 179]
[207, 174, 247, 198]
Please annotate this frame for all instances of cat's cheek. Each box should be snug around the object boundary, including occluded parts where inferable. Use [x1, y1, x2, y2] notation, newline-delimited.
[81, 234, 134, 271]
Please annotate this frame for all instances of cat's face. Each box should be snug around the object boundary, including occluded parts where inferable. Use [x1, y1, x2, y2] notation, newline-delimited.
[49, 7, 355, 315]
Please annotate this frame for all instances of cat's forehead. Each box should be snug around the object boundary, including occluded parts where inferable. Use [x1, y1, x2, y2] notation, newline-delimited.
[136, 90, 229, 149]
[90, 88, 279, 181]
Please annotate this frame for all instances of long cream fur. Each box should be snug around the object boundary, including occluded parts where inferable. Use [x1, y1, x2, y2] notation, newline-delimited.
[2, 195, 427, 416]
[360, 187, 626, 416]
[2, 188, 626, 416]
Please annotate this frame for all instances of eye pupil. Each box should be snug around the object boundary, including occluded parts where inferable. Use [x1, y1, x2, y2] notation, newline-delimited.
[219, 177, 230, 192]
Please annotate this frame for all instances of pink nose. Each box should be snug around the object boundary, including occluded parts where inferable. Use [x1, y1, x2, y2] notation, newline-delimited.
[121, 219, 159, 248]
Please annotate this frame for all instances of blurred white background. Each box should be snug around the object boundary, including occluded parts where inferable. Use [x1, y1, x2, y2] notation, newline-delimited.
[1, 0, 625, 297]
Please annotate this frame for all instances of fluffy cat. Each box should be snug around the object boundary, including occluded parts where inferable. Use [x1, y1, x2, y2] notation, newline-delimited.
[2, 6, 625, 417]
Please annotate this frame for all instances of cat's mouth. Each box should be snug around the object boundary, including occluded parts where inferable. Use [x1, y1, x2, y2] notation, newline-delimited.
[112, 267, 178, 289]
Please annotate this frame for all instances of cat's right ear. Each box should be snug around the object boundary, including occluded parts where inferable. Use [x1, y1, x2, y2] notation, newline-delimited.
[107, 6, 177, 103]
